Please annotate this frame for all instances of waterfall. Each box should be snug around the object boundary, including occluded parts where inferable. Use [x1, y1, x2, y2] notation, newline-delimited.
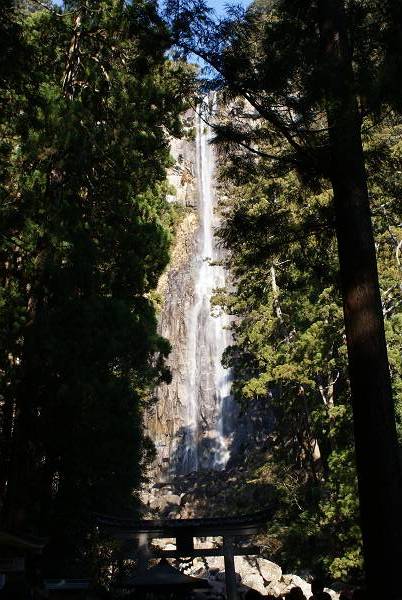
[176, 96, 233, 474]
[147, 95, 236, 478]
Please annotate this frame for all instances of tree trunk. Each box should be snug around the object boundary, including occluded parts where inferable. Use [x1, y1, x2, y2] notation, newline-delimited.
[317, 1, 402, 597]
[3, 338, 39, 532]
[2, 287, 43, 533]
[0, 390, 15, 508]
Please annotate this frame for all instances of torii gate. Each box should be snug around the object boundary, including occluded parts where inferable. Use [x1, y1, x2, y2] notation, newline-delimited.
[96, 509, 274, 600]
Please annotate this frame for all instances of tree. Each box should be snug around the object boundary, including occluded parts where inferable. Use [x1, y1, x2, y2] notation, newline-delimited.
[214, 109, 402, 580]
[317, 1, 402, 595]
[0, 0, 194, 574]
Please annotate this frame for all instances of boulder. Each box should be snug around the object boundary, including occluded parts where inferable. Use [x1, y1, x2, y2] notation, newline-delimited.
[281, 575, 339, 599]
[149, 492, 181, 513]
[254, 557, 282, 583]
[265, 579, 289, 598]
[186, 553, 339, 600]
[187, 554, 282, 596]
[283, 573, 311, 598]
[204, 557, 225, 572]
[165, 493, 181, 506]
[325, 589, 339, 600]
[213, 570, 241, 585]
[231, 556, 282, 593]
[164, 543, 176, 551]
[241, 572, 266, 595]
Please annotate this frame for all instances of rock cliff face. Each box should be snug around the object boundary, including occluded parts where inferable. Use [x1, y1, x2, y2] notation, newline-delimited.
[145, 101, 274, 490]
[146, 115, 199, 477]
[145, 102, 237, 480]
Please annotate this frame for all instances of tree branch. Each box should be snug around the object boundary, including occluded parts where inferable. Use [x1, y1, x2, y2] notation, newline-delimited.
[29, 0, 75, 17]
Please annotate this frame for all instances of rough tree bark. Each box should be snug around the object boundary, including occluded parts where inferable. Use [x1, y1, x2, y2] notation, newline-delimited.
[317, 0, 402, 597]
[2, 319, 40, 532]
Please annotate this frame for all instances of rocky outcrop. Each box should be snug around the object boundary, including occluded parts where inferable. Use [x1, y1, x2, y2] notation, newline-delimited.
[142, 460, 276, 520]
[144, 111, 199, 478]
[148, 206, 199, 466]
[166, 134, 198, 207]
[179, 555, 339, 599]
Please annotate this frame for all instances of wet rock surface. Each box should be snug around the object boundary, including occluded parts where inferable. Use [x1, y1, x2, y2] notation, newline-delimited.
[145, 110, 199, 477]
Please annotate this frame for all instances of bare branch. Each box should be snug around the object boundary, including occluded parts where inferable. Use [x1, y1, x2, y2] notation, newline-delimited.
[397, 239, 402, 265]
[29, 0, 75, 17]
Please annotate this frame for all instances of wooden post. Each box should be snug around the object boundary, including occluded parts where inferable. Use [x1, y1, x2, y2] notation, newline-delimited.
[223, 535, 238, 600]
[137, 533, 151, 573]
[176, 531, 194, 555]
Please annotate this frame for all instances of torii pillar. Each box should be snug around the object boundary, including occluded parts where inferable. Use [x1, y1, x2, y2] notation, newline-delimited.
[223, 535, 238, 600]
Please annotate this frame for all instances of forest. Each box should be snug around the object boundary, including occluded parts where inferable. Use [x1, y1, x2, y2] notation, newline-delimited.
[0, 0, 401, 599]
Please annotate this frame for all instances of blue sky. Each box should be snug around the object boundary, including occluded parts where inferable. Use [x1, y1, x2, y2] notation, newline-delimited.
[207, 0, 251, 16]
[53, 0, 251, 16]
[52, 0, 252, 21]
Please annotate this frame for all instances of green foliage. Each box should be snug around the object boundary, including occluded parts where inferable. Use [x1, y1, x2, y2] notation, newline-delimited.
[215, 110, 402, 581]
[0, 0, 194, 575]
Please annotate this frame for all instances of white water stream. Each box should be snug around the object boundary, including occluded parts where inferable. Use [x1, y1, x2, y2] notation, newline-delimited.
[178, 97, 233, 474]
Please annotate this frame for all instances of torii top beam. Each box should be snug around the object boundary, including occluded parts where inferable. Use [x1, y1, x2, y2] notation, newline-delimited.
[95, 508, 274, 541]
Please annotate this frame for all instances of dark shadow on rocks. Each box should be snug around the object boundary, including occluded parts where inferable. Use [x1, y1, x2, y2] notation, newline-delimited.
[143, 394, 276, 520]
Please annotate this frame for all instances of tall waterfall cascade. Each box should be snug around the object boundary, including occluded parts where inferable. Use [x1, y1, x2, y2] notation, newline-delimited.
[147, 97, 236, 477]
[184, 98, 233, 473]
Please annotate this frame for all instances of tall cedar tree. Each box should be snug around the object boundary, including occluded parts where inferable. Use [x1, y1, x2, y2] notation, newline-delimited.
[317, 1, 402, 596]
[0, 0, 193, 574]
